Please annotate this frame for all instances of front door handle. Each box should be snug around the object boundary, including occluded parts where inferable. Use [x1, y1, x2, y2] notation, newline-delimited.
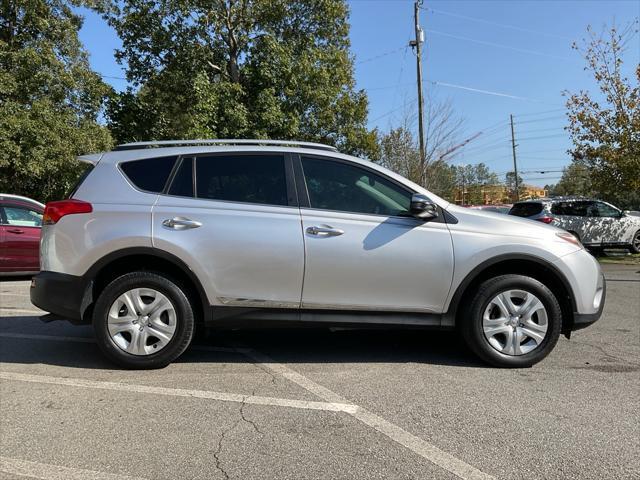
[162, 217, 202, 230]
[7, 228, 25, 234]
[306, 225, 344, 237]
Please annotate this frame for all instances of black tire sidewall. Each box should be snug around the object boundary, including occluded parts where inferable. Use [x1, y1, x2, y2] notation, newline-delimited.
[631, 230, 640, 254]
[462, 274, 562, 368]
[93, 272, 194, 369]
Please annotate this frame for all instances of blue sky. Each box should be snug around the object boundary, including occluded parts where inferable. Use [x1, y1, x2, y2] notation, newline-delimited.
[76, 0, 639, 186]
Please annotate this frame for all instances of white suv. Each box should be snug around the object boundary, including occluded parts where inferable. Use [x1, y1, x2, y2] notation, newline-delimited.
[31, 140, 605, 369]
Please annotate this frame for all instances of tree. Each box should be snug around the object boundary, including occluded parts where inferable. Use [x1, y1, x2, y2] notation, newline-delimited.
[564, 22, 640, 209]
[505, 171, 524, 201]
[0, 0, 113, 202]
[455, 164, 500, 204]
[377, 98, 464, 197]
[103, 0, 378, 157]
[546, 161, 592, 197]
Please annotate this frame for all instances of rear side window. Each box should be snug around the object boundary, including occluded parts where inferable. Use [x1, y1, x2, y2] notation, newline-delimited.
[551, 201, 593, 216]
[509, 202, 543, 217]
[120, 156, 178, 193]
[195, 154, 288, 206]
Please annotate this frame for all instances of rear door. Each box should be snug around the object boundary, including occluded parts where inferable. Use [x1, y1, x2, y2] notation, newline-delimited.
[0, 204, 42, 272]
[297, 155, 454, 313]
[152, 152, 305, 309]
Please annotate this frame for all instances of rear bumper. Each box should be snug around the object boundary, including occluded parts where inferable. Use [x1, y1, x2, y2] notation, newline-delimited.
[30, 271, 89, 323]
[572, 274, 606, 331]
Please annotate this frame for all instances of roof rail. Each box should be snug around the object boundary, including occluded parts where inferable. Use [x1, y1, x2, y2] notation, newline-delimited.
[113, 139, 338, 152]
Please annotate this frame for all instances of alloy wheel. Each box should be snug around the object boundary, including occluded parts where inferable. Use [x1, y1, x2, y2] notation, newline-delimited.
[107, 288, 177, 356]
[482, 289, 548, 356]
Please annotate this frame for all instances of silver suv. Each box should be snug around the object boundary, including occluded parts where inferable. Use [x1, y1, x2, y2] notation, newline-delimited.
[509, 198, 640, 253]
[31, 140, 605, 369]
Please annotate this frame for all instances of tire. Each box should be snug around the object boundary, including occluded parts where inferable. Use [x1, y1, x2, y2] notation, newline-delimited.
[460, 274, 562, 368]
[92, 272, 195, 369]
[630, 230, 640, 254]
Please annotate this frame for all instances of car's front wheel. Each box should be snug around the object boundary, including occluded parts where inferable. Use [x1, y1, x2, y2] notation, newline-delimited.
[461, 274, 562, 367]
[93, 272, 195, 369]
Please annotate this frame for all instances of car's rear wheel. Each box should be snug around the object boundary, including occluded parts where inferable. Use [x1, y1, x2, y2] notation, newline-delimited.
[630, 230, 640, 254]
[461, 274, 562, 367]
[93, 272, 195, 369]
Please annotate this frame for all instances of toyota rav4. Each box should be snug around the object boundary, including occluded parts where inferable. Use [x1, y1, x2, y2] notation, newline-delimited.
[31, 140, 606, 369]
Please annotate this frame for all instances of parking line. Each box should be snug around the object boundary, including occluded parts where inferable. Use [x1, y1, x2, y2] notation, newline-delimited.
[0, 371, 358, 414]
[0, 292, 31, 298]
[0, 455, 144, 480]
[0, 308, 43, 316]
[242, 348, 495, 480]
[0, 332, 494, 479]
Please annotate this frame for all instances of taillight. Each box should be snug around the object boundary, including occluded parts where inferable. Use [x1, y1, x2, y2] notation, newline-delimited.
[536, 216, 554, 224]
[43, 199, 93, 225]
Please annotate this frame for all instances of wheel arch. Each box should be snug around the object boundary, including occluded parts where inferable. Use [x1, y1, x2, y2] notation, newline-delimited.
[80, 247, 210, 324]
[444, 254, 577, 334]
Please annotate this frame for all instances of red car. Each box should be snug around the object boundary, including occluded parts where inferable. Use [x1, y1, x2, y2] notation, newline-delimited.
[0, 194, 45, 275]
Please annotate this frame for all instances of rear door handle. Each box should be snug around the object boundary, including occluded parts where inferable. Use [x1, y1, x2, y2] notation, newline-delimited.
[7, 229, 24, 234]
[162, 217, 202, 230]
[306, 225, 344, 237]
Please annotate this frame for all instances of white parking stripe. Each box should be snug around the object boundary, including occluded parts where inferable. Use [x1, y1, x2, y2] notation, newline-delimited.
[0, 332, 493, 479]
[241, 348, 495, 480]
[0, 292, 31, 298]
[0, 456, 144, 480]
[0, 371, 358, 414]
[0, 308, 43, 316]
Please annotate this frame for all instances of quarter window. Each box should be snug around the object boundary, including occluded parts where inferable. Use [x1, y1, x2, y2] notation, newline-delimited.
[120, 156, 178, 193]
[301, 157, 411, 216]
[195, 154, 288, 206]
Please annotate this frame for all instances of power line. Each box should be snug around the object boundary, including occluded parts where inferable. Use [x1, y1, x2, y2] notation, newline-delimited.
[423, 7, 572, 41]
[515, 115, 566, 124]
[356, 46, 408, 65]
[425, 29, 573, 61]
[517, 133, 568, 141]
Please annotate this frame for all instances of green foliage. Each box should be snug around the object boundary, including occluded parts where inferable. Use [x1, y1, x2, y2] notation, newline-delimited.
[0, 0, 113, 202]
[104, 0, 378, 158]
[564, 23, 640, 209]
[547, 161, 593, 197]
[504, 171, 524, 201]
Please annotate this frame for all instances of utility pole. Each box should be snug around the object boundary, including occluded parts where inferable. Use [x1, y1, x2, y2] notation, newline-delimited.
[510, 114, 520, 202]
[410, 1, 426, 185]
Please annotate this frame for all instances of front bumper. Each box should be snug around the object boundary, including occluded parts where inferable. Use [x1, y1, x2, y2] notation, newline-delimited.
[572, 273, 606, 331]
[30, 271, 90, 324]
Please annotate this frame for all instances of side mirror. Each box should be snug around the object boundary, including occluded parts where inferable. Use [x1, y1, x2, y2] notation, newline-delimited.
[410, 194, 439, 220]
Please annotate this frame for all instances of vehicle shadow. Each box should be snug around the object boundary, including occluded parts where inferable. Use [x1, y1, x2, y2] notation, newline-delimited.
[0, 319, 485, 370]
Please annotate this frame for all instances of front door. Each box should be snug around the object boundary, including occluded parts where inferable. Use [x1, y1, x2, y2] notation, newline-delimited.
[298, 156, 454, 313]
[152, 153, 304, 308]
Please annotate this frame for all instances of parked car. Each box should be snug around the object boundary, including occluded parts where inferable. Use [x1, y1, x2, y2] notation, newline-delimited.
[0, 194, 44, 275]
[508, 198, 640, 254]
[467, 204, 512, 214]
[31, 140, 605, 369]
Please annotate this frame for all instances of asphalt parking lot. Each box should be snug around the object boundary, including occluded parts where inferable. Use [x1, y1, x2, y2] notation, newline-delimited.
[0, 264, 638, 480]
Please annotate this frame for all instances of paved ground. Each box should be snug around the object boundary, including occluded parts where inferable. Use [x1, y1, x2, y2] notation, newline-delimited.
[0, 264, 638, 480]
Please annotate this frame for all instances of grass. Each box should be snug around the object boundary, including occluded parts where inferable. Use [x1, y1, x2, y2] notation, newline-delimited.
[596, 251, 640, 265]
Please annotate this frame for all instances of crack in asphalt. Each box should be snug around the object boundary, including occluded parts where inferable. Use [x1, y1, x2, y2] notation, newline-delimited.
[211, 369, 269, 479]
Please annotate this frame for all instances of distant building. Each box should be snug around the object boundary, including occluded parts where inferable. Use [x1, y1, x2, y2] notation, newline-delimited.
[453, 184, 547, 205]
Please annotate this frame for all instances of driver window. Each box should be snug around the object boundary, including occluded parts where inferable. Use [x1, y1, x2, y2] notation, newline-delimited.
[301, 157, 411, 216]
[595, 202, 620, 218]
